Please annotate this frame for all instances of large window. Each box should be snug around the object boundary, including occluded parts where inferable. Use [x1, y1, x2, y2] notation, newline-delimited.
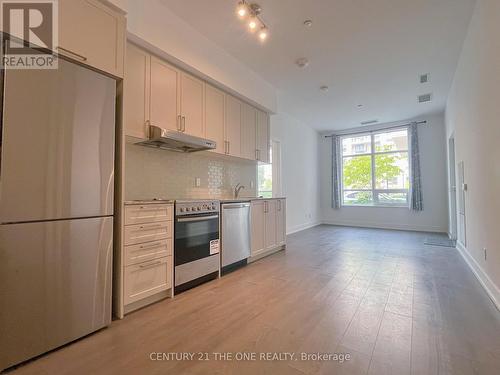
[341, 128, 409, 207]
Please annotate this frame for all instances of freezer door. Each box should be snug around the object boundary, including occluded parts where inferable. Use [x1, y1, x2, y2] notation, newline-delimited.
[221, 203, 251, 267]
[0, 58, 116, 223]
[0, 217, 113, 370]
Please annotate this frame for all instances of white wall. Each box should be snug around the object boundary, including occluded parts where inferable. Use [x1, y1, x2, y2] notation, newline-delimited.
[319, 114, 448, 232]
[108, 0, 277, 113]
[271, 113, 321, 234]
[445, 0, 500, 306]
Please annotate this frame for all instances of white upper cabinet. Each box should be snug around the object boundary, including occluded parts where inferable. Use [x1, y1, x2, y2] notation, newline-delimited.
[180, 72, 204, 137]
[241, 102, 257, 160]
[59, 0, 125, 78]
[150, 57, 181, 133]
[224, 94, 242, 158]
[124, 44, 150, 139]
[123, 44, 271, 156]
[256, 109, 270, 163]
[204, 84, 225, 154]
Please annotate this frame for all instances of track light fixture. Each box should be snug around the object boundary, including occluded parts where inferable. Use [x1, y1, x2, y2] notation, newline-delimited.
[236, 1, 269, 42]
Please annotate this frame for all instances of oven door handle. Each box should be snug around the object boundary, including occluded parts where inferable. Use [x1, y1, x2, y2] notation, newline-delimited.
[176, 215, 219, 223]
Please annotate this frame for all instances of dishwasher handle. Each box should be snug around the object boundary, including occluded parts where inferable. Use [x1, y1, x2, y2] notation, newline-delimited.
[222, 203, 250, 209]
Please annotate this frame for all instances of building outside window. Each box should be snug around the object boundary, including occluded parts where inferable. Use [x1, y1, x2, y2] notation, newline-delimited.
[341, 128, 409, 206]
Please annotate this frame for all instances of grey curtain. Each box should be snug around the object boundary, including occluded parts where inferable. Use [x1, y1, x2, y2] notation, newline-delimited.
[409, 122, 423, 210]
[331, 135, 342, 209]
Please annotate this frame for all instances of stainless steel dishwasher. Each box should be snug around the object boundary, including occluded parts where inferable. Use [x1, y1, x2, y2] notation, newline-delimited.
[221, 202, 251, 274]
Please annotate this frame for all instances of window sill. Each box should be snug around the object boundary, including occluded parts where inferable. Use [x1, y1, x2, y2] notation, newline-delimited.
[341, 204, 409, 209]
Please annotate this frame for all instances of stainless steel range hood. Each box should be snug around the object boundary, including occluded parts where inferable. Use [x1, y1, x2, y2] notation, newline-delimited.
[136, 125, 216, 152]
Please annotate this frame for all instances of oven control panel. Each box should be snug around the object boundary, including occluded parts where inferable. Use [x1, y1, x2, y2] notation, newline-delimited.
[175, 200, 219, 216]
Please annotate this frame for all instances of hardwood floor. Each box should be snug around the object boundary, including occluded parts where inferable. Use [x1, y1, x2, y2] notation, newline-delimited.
[7, 225, 500, 374]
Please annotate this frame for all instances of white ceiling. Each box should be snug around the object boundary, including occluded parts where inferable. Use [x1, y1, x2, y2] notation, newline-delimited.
[160, 0, 475, 130]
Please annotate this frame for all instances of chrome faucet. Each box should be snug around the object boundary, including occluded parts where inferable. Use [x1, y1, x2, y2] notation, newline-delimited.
[234, 183, 245, 199]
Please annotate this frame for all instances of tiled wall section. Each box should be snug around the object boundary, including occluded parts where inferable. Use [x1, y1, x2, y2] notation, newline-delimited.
[125, 143, 258, 200]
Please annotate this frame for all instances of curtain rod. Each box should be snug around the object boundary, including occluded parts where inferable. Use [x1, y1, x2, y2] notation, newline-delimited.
[323, 120, 427, 138]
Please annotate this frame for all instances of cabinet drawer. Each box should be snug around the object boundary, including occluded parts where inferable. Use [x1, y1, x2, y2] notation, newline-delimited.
[124, 204, 172, 225]
[124, 221, 172, 245]
[124, 239, 172, 266]
[124, 256, 171, 305]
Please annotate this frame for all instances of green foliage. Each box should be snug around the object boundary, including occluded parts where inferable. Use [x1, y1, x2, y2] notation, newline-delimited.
[343, 153, 402, 189]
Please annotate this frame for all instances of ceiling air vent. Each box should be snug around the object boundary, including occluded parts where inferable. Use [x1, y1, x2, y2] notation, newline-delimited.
[418, 93, 432, 103]
[360, 119, 378, 126]
[420, 73, 430, 83]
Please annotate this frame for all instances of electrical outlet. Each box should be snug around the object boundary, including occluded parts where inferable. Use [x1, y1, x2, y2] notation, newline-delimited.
[195, 177, 201, 187]
[483, 248, 487, 261]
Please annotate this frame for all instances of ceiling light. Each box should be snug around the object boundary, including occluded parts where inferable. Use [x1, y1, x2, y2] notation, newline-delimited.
[320, 85, 329, 92]
[248, 16, 258, 31]
[235, 1, 269, 43]
[357, 104, 363, 108]
[236, 2, 247, 18]
[258, 27, 268, 41]
[295, 57, 309, 68]
[303, 19, 313, 27]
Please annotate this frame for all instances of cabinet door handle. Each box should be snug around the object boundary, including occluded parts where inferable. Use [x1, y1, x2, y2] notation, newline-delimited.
[227, 141, 230, 154]
[138, 260, 163, 269]
[138, 223, 165, 230]
[56, 46, 87, 61]
[176, 115, 182, 131]
[182, 116, 186, 132]
[255, 149, 259, 160]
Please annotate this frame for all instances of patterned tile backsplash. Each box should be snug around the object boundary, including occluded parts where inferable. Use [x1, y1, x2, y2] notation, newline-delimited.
[125, 143, 258, 200]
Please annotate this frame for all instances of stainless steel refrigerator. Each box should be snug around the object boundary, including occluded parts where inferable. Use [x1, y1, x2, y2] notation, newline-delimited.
[0, 54, 116, 370]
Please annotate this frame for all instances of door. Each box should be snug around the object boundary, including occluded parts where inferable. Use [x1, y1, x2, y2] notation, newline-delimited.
[0, 58, 115, 223]
[0, 217, 113, 370]
[204, 84, 225, 154]
[150, 57, 180, 132]
[58, 0, 125, 77]
[264, 200, 277, 250]
[251, 200, 265, 256]
[276, 199, 286, 246]
[457, 161, 467, 246]
[180, 72, 204, 137]
[241, 102, 257, 160]
[448, 137, 458, 240]
[124, 43, 150, 139]
[225, 94, 242, 157]
[256, 110, 270, 163]
[221, 203, 251, 267]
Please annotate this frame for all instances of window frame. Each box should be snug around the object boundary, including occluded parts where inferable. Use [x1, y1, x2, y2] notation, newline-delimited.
[340, 127, 410, 208]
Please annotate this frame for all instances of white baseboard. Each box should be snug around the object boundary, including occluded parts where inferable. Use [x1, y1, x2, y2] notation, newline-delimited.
[287, 221, 321, 235]
[456, 242, 500, 311]
[321, 220, 446, 233]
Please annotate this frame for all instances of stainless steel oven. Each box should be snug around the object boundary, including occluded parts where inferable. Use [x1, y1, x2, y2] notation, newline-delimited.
[174, 200, 220, 294]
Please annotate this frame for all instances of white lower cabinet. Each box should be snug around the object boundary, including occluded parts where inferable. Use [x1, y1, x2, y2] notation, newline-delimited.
[121, 203, 174, 315]
[251, 199, 286, 258]
[276, 199, 286, 246]
[124, 256, 171, 305]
